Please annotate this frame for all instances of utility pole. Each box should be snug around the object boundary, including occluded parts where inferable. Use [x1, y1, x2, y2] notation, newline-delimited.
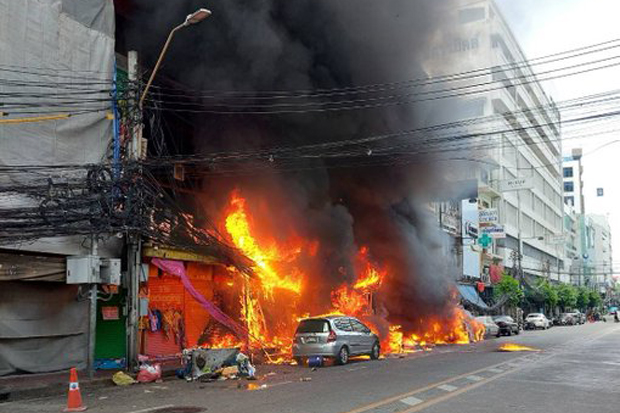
[126, 50, 141, 371]
[88, 236, 98, 379]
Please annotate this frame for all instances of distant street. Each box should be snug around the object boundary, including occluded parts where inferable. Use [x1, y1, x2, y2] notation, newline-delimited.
[6, 323, 620, 413]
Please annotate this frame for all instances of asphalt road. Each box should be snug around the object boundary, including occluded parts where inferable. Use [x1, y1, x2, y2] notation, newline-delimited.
[5, 322, 620, 413]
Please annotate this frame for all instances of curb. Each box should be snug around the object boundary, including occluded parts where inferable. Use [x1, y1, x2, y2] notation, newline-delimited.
[0, 375, 113, 403]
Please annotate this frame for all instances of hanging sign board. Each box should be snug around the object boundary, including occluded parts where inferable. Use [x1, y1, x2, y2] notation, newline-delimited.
[500, 177, 534, 192]
[479, 208, 498, 224]
[480, 225, 506, 239]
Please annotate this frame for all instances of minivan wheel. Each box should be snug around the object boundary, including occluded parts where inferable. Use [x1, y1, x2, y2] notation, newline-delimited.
[370, 342, 380, 360]
[337, 346, 349, 365]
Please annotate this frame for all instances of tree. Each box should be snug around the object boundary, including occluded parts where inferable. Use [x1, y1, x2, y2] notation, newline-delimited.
[557, 283, 578, 311]
[540, 280, 559, 312]
[494, 274, 524, 307]
[588, 290, 602, 309]
[576, 287, 590, 310]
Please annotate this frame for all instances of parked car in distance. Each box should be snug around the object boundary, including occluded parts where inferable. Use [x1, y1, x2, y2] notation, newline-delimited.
[559, 313, 577, 325]
[565, 311, 585, 325]
[475, 316, 500, 338]
[525, 313, 551, 329]
[492, 315, 520, 336]
[292, 316, 380, 366]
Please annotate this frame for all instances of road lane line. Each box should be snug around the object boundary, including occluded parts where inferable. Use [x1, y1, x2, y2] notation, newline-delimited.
[400, 396, 424, 406]
[397, 329, 620, 413]
[487, 368, 503, 373]
[399, 356, 556, 413]
[127, 405, 175, 413]
[347, 366, 368, 372]
[465, 375, 483, 382]
[437, 384, 458, 392]
[340, 357, 528, 413]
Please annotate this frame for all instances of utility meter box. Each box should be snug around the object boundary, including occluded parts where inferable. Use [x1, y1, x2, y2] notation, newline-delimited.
[100, 258, 121, 285]
[66, 255, 101, 284]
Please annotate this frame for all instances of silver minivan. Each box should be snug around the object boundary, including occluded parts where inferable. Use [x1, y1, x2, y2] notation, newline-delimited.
[292, 316, 380, 365]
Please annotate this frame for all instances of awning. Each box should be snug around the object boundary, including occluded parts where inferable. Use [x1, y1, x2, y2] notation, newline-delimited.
[457, 284, 490, 310]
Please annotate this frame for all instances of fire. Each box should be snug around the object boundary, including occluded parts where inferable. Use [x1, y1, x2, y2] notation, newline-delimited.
[331, 285, 369, 316]
[498, 343, 540, 352]
[225, 191, 302, 295]
[353, 247, 385, 290]
[204, 333, 243, 349]
[219, 190, 487, 362]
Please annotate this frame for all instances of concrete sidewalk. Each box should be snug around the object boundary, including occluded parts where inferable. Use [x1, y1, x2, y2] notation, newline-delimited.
[0, 370, 116, 403]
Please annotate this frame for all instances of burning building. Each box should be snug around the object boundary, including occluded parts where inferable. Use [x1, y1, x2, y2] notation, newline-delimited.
[115, 0, 487, 362]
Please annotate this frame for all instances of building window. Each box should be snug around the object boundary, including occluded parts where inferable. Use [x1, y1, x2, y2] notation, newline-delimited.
[563, 167, 574, 178]
[564, 182, 574, 192]
[564, 196, 574, 207]
[459, 7, 486, 24]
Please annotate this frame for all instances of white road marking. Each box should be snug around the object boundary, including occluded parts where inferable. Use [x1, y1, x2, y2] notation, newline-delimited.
[347, 365, 368, 372]
[487, 368, 503, 373]
[437, 384, 458, 392]
[400, 396, 424, 406]
[127, 405, 175, 413]
[466, 375, 484, 382]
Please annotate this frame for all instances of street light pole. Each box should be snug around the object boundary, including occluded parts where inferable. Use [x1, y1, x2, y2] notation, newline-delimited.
[126, 7, 211, 371]
[139, 8, 211, 109]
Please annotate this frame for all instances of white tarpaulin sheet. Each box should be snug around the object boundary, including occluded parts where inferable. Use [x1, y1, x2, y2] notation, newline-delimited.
[0, 0, 116, 375]
[0, 0, 117, 256]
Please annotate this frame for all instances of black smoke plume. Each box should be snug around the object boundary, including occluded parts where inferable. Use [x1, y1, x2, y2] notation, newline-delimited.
[122, 0, 471, 334]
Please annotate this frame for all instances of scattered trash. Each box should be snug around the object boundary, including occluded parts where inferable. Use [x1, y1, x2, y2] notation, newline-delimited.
[137, 363, 162, 383]
[98, 396, 109, 401]
[112, 371, 137, 386]
[498, 343, 541, 352]
[246, 383, 268, 391]
[144, 389, 153, 394]
[182, 348, 240, 381]
[221, 365, 239, 379]
[300, 377, 312, 382]
[236, 353, 256, 379]
[311, 367, 317, 372]
[265, 372, 276, 377]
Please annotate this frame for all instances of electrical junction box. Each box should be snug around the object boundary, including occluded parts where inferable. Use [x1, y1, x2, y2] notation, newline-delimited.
[66, 255, 101, 284]
[100, 258, 121, 285]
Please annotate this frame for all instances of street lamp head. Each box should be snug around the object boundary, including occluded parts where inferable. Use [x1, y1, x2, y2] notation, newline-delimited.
[185, 8, 212, 26]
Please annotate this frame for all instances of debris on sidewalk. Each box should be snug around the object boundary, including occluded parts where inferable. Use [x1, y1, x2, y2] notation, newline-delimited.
[299, 377, 312, 382]
[137, 363, 162, 383]
[112, 371, 137, 386]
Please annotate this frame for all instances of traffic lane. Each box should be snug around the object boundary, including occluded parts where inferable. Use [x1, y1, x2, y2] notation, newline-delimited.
[408, 324, 620, 413]
[3, 323, 604, 413]
[2, 347, 530, 413]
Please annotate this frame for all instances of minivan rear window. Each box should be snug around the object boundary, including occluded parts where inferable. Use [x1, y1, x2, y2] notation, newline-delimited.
[296, 319, 329, 333]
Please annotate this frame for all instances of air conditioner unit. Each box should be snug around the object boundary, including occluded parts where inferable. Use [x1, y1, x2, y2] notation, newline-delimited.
[66, 255, 101, 284]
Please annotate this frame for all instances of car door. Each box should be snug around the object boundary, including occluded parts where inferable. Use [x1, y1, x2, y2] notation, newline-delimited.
[349, 319, 372, 355]
[333, 318, 355, 350]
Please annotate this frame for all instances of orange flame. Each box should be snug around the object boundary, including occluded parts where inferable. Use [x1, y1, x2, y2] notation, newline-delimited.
[225, 191, 302, 295]
[498, 343, 540, 352]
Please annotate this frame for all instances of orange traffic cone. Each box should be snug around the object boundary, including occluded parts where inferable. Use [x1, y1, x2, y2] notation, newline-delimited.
[63, 367, 87, 412]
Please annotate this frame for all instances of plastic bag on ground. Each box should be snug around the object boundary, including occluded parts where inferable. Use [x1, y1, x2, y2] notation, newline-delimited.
[137, 363, 162, 383]
[112, 371, 137, 386]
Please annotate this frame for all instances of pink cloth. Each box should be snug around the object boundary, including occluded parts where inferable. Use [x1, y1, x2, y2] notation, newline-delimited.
[151, 258, 248, 340]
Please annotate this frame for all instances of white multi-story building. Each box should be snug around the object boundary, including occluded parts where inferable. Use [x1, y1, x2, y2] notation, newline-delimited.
[563, 149, 585, 214]
[585, 214, 613, 292]
[427, 0, 565, 283]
